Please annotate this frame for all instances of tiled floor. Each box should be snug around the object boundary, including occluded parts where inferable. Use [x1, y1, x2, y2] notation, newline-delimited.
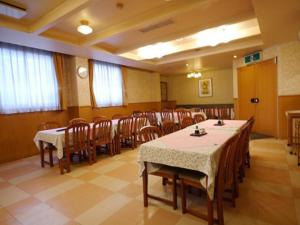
[0, 138, 299, 225]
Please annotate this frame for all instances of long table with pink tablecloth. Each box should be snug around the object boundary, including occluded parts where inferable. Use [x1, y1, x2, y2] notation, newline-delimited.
[138, 119, 247, 199]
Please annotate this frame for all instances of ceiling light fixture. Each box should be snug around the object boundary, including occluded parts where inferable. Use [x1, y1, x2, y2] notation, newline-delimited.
[0, 1, 27, 19]
[77, 20, 93, 35]
[187, 72, 202, 79]
[233, 55, 237, 58]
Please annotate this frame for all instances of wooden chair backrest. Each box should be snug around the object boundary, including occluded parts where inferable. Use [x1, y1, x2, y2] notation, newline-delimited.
[177, 110, 192, 125]
[215, 133, 239, 197]
[139, 125, 162, 143]
[235, 124, 249, 169]
[38, 121, 60, 131]
[161, 120, 177, 135]
[145, 111, 158, 126]
[69, 118, 88, 125]
[218, 107, 231, 120]
[193, 114, 205, 123]
[65, 122, 90, 155]
[134, 115, 148, 134]
[132, 110, 144, 118]
[117, 116, 134, 138]
[161, 109, 174, 122]
[181, 116, 194, 129]
[92, 119, 112, 145]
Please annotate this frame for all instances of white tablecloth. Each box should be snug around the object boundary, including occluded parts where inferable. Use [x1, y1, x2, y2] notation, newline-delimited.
[33, 120, 119, 159]
[138, 119, 246, 199]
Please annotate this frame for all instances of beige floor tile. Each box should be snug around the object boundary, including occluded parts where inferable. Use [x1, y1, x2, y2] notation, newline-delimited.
[89, 174, 129, 192]
[77, 171, 100, 181]
[93, 161, 126, 174]
[119, 183, 143, 198]
[0, 186, 29, 207]
[0, 208, 21, 225]
[251, 159, 289, 170]
[34, 179, 84, 201]
[137, 208, 181, 225]
[0, 160, 30, 173]
[13, 202, 69, 225]
[0, 164, 40, 181]
[8, 169, 51, 185]
[17, 171, 72, 194]
[47, 183, 113, 218]
[249, 179, 293, 197]
[74, 193, 131, 225]
[65, 168, 90, 178]
[105, 163, 139, 182]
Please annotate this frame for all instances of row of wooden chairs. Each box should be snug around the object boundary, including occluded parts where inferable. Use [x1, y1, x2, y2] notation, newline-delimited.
[141, 116, 255, 225]
[194, 107, 233, 120]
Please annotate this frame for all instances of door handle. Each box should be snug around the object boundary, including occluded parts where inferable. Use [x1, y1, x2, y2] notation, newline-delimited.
[250, 98, 259, 103]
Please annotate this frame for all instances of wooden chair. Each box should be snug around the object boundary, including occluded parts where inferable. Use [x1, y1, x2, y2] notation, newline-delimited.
[181, 116, 194, 129]
[244, 116, 255, 168]
[218, 107, 231, 120]
[92, 119, 113, 159]
[69, 118, 88, 125]
[112, 114, 124, 120]
[38, 121, 60, 167]
[141, 126, 179, 210]
[133, 115, 148, 147]
[145, 111, 159, 127]
[160, 109, 174, 123]
[139, 125, 162, 143]
[193, 113, 205, 123]
[161, 120, 178, 135]
[177, 110, 192, 128]
[92, 116, 106, 122]
[179, 133, 239, 225]
[132, 110, 144, 117]
[114, 116, 134, 154]
[60, 122, 91, 174]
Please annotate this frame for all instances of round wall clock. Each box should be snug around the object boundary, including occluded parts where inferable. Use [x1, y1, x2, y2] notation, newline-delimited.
[77, 66, 88, 79]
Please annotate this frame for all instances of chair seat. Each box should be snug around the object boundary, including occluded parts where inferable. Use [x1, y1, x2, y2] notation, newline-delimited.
[150, 165, 179, 177]
[178, 168, 207, 189]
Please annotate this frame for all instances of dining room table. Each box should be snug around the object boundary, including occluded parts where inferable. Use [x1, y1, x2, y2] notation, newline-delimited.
[138, 119, 247, 200]
[33, 119, 120, 162]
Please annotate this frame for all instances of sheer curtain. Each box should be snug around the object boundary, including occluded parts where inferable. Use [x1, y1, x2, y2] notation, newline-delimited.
[92, 61, 123, 107]
[0, 43, 60, 114]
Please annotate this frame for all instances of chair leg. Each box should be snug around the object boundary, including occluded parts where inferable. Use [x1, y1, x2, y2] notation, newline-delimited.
[108, 143, 113, 156]
[216, 193, 224, 225]
[207, 196, 214, 225]
[59, 159, 64, 175]
[181, 179, 187, 213]
[162, 177, 167, 186]
[172, 175, 178, 210]
[143, 163, 148, 207]
[246, 152, 250, 168]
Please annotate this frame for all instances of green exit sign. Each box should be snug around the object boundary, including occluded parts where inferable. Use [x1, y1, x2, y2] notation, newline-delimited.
[244, 51, 262, 64]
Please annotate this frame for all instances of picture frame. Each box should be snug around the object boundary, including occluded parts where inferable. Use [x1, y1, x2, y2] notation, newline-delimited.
[199, 78, 212, 97]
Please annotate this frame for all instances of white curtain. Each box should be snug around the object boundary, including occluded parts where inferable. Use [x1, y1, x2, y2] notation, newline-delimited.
[93, 61, 123, 107]
[0, 43, 60, 114]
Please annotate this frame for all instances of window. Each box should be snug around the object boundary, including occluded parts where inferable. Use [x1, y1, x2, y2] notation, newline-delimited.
[92, 61, 123, 107]
[0, 43, 60, 114]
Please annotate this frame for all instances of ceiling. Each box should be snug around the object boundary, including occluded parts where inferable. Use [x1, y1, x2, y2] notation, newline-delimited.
[0, 0, 299, 75]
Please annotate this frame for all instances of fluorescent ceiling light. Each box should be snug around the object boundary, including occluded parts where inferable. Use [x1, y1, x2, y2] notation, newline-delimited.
[0, 1, 27, 19]
[120, 18, 261, 60]
[77, 20, 93, 35]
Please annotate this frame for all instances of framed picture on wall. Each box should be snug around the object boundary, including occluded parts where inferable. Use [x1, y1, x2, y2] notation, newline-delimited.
[199, 78, 212, 97]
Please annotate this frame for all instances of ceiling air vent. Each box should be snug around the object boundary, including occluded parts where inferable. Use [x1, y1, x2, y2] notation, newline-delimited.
[139, 19, 174, 33]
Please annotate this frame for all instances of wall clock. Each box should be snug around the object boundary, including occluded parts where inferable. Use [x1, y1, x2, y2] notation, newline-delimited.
[77, 66, 88, 79]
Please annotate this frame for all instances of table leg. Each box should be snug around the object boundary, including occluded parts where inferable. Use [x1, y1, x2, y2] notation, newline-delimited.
[39, 141, 45, 168]
[49, 148, 54, 167]
[143, 162, 148, 207]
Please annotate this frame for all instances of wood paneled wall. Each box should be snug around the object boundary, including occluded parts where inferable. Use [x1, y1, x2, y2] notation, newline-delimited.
[0, 111, 69, 163]
[0, 101, 162, 163]
[278, 95, 300, 139]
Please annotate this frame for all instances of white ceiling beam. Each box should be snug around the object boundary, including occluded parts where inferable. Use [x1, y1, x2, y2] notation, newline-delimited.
[29, 0, 91, 35]
[82, 0, 207, 46]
